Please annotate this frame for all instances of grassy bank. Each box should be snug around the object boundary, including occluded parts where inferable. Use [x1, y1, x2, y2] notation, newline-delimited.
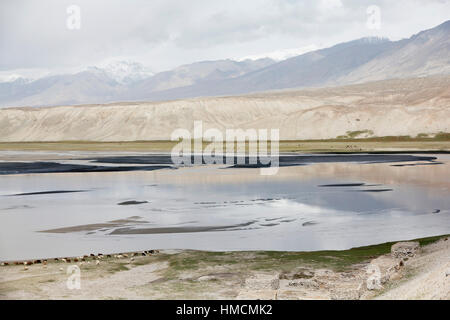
[2, 234, 447, 274]
[151, 234, 449, 279]
[0, 137, 449, 153]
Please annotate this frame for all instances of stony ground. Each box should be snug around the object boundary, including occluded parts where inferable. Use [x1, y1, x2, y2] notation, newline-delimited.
[375, 238, 449, 299]
[1, 236, 448, 300]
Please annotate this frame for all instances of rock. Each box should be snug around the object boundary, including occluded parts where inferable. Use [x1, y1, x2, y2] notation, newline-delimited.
[367, 254, 405, 289]
[243, 274, 280, 290]
[314, 269, 333, 277]
[446, 270, 450, 277]
[279, 269, 314, 280]
[391, 242, 420, 259]
[236, 289, 278, 300]
[366, 276, 383, 290]
[331, 289, 361, 300]
[288, 278, 319, 289]
[197, 275, 217, 282]
[95, 260, 100, 265]
[366, 262, 384, 290]
[389, 272, 402, 281]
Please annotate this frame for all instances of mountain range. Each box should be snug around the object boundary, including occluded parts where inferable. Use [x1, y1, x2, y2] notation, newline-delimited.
[0, 20, 449, 108]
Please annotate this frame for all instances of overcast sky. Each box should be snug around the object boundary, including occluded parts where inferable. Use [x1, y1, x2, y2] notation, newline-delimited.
[1, 0, 449, 79]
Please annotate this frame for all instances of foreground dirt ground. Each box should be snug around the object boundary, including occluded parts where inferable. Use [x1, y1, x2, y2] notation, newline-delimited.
[0, 236, 448, 300]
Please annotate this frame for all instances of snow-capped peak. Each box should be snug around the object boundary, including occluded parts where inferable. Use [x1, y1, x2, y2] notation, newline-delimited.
[89, 60, 154, 84]
[237, 45, 321, 62]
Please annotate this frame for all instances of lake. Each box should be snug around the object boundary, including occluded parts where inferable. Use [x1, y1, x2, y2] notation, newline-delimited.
[0, 152, 449, 260]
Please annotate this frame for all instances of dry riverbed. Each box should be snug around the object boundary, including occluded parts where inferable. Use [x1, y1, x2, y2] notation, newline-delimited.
[0, 235, 448, 300]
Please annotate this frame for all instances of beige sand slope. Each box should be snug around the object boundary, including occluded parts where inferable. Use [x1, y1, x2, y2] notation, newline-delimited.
[0, 76, 449, 142]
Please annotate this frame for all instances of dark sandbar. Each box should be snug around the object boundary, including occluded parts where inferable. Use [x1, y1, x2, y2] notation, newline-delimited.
[350, 189, 393, 193]
[0, 162, 172, 175]
[117, 201, 149, 206]
[109, 221, 257, 235]
[319, 183, 365, 187]
[9, 190, 88, 196]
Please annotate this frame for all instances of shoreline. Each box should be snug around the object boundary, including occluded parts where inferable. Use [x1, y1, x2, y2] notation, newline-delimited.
[0, 234, 448, 265]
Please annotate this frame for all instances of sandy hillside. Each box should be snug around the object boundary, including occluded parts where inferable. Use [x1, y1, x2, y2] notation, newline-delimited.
[0, 76, 449, 142]
[375, 239, 450, 300]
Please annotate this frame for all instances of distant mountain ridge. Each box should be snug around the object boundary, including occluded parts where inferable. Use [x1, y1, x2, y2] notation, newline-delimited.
[0, 58, 276, 107]
[1, 76, 449, 141]
[0, 20, 449, 108]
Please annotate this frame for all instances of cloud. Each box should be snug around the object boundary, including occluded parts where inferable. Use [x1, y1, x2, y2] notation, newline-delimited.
[0, 0, 449, 75]
[319, 0, 343, 11]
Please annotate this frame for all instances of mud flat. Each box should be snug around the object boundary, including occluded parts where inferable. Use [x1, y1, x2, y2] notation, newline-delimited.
[0, 235, 448, 300]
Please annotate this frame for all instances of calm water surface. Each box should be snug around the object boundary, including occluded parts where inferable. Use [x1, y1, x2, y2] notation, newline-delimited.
[0, 153, 449, 260]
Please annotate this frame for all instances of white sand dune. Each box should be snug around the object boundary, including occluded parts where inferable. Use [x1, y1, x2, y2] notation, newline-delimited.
[0, 76, 449, 142]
